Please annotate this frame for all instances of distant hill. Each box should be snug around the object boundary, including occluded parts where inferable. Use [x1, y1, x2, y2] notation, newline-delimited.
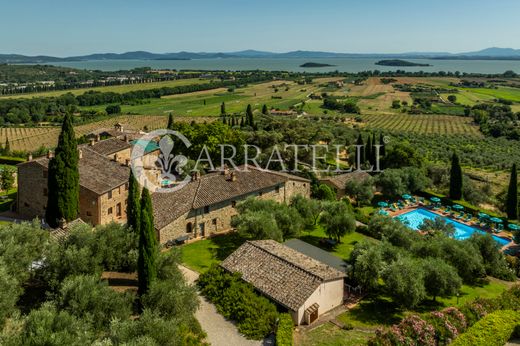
[2, 47, 520, 63]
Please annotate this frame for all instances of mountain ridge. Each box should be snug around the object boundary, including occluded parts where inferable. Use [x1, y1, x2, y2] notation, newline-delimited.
[1, 47, 520, 63]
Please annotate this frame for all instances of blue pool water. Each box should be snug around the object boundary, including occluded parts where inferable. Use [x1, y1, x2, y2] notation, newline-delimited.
[396, 208, 510, 247]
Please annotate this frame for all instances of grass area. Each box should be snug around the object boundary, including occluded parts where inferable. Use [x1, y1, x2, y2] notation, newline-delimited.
[296, 322, 373, 346]
[80, 79, 331, 116]
[460, 86, 520, 103]
[0, 78, 211, 99]
[0, 189, 16, 212]
[299, 226, 377, 260]
[180, 232, 246, 273]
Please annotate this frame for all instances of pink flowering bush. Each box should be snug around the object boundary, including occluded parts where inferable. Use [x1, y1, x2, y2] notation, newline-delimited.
[369, 315, 436, 346]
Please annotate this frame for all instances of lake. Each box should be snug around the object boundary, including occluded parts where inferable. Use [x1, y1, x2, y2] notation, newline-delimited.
[47, 57, 520, 74]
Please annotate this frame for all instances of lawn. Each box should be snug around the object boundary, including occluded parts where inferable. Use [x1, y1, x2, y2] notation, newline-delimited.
[296, 322, 373, 346]
[460, 86, 520, 103]
[0, 189, 17, 213]
[181, 226, 376, 273]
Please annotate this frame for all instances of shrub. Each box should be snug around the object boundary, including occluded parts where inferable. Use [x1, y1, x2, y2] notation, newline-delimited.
[198, 265, 278, 340]
[370, 315, 436, 346]
[276, 313, 294, 346]
[450, 310, 520, 346]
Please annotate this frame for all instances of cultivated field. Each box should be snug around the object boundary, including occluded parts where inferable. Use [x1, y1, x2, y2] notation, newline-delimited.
[360, 113, 482, 135]
[0, 78, 210, 99]
[1, 115, 213, 152]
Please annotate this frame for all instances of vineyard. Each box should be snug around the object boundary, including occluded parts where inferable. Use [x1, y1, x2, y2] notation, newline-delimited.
[360, 113, 482, 136]
[0, 115, 214, 152]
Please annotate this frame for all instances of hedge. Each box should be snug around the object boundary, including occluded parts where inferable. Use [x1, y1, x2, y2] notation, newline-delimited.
[276, 313, 294, 346]
[450, 310, 520, 346]
[0, 156, 25, 165]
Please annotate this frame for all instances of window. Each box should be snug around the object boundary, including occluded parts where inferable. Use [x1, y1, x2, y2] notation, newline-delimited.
[125, 183, 129, 190]
[204, 206, 210, 214]
[108, 207, 113, 215]
[231, 201, 237, 208]
[24, 202, 29, 207]
[108, 191, 113, 199]
[86, 211, 92, 216]
[212, 218, 217, 225]
[43, 188, 48, 197]
[258, 191, 263, 197]
[275, 185, 280, 193]
[186, 222, 193, 233]
[116, 203, 122, 217]
[304, 183, 307, 187]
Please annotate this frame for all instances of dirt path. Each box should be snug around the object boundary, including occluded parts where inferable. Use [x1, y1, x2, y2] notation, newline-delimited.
[179, 265, 268, 346]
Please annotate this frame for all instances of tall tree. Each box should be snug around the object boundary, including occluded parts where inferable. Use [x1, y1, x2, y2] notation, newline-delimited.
[246, 104, 254, 127]
[365, 134, 372, 166]
[262, 104, 268, 115]
[166, 113, 174, 130]
[45, 113, 80, 227]
[0, 167, 15, 194]
[220, 102, 226, 116]
[138, 187, 157, 298]
[127, 171, 141, 232]
[371, 132, 377, 164]
[355, 134, 365, 168]
[4, 137, 10, 155]
[449, 153, 463, 200]
[506, 163, 518, 220]
[379, 133, 386, 157]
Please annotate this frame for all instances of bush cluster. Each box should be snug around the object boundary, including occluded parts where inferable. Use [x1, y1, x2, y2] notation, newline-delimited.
[198, 265, 279, 340]
[276, 313, 294, 346]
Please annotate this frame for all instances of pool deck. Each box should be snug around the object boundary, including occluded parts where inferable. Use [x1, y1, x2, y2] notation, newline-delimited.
[387, 202, 514, 251]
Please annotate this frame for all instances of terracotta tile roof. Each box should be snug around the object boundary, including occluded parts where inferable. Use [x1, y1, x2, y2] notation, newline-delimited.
[320, 171, 370, 190]
[86, 138, 131, 156]
[20, 143, 130, 195]
[221, 240, 345, 311]
[151, 167, 309, 230]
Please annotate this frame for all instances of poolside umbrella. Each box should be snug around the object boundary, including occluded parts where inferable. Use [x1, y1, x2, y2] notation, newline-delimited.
[452, 204, 464, 211]
[430, 197, 441, 203]
[402, 194, 412, 200]
[490, 217, 503, 224]
[478, 212, 489, 219]
[508, 224, 520, 231]
[378, 209, 389, 216]
[378, 201, 389, 208]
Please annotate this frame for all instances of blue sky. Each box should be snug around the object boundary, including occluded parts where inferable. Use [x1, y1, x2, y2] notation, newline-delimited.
[2, 0, 519, 56]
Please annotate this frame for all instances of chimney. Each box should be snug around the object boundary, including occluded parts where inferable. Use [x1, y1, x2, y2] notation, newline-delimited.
[96, 134, 101, 142]
[58, 218, 66, 229]
[221, 164, 229, 175]
[125, 158, 131, 167]
[78, 149, 83, 159]
[47, 150, 53, 159]
[229, 171, 237, 182]
[28, 153, 33, 161]
[124, 135, 129, 143]
[89, 138, 95, 146]
[113, 153, 119, 162]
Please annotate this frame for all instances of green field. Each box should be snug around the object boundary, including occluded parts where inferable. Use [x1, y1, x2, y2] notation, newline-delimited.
[81, 78, 339, 116]
[0, 78, 211, 99]
[460, 86, 520, 103]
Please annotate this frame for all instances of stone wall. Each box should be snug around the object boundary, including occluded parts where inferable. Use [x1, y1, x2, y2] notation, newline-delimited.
[17, 163, 47, 219]
[97, 184, 128, 225]
[157, 178, 310, 244]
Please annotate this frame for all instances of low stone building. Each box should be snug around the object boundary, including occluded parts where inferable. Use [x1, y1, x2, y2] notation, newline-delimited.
[17, 138, 132, 225]
[221, 240, 345, 325]
[319, 171, 370, 199]
[152, 166, 310, 244]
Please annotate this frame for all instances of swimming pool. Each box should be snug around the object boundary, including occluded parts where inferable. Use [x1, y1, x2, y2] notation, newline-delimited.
[395, 208, 510, 247]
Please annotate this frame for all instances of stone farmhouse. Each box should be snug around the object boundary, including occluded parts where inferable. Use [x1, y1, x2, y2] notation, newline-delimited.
[221, 240, 345, 325]
[17, 137, 134, 226]
[319, 171, 370, 199]
[152, 166, 310, 243]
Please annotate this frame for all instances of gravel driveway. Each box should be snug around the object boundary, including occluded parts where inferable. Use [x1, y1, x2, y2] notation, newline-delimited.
[179, 265, 270, 346]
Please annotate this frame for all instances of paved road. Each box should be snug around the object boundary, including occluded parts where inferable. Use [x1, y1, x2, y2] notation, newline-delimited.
[179, 265, 267, 346]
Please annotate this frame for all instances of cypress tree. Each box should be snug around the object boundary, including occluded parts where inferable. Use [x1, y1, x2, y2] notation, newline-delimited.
[137, 187, 157, 297]
[262, 104, 268, 115]
[246, 104, 254, 126]
[506, 164, 518, 220]
[365, 135, 372, 166]
[127, 171, 141, 232]
[45, 113, 80, 227]
[355, 134, 365, 168]
[449, 153, 463, 200]
[220, 102, 226, 116]
[240, 117, 244, 127]
[166, 113, 174, 130]
[4, 137, 10, 155]
[379, 133, 386, 156]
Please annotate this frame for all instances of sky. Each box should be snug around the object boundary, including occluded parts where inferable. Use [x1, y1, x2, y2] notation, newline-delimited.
[1, 0, 519, 56]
